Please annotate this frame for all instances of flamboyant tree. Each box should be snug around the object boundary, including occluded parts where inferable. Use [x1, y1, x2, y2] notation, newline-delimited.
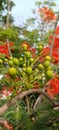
[0, 0, 59, 130]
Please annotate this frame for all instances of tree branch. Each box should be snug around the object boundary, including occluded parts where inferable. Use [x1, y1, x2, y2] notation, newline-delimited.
[0, 89, 59, 115]
[6, 38, 12, 57]
[33, 95, 44, 111]
[54, 106, 59, 110]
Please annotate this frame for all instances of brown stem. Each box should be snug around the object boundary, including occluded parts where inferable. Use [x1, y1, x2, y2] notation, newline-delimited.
[6, 0, 10, 28]
[26, 95, 31, 115]
[0, 89, 59, 115]
[6, 39, 12, 57]
[33, 95, 44, 111]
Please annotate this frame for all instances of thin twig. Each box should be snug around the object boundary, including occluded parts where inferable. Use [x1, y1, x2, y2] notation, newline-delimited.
[6, 38, 12, 57]
[33, 95, 44, 111]
[26, 95, 31, 115]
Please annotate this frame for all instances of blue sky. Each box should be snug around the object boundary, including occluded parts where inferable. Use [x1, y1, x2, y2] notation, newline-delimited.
[12, 0, 36, 25]
[12, 0, 59, 25]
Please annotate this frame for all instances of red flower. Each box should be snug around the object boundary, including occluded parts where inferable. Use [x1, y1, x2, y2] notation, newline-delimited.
[39, 56, 44, 63]
[20, 41, 30, 52]
[52, 50, 59, 64]
[46, 78, 59, 98]
[9, 41, 14, 47]
[0, 44, 9, 56]
[5, 42, 14, 52]
[55, 26, 59, 35]
[54, 37, 59, 48]
[30, 47, 36, 58]
[0, 41, 14, 57]
[49, 35, 59, 49]
[38, 6, 56, 22]
[48, 35, 53, 45]
[42, 47, 50, 56]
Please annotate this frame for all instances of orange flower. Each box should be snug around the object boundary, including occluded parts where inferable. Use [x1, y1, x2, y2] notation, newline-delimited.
[20, 41, 31, 52]
[52, 50, 59, 64]
[38, 6, 56, 22]
[42, 47, 50, 56]
[30, 47, 36, 58]
[45, 78, 59, 98]
[33, 82, 40, 88]
[49, 35, 59, 48]
[55, 26, 59, 34]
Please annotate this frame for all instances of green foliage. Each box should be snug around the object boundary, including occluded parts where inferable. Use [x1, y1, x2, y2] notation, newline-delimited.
[0, 27, 19, 42]
[1, 99, 59, 130]
[22, 29, 39, 45]
[0, 0, 59, 130]
[36, 0, 56, 8]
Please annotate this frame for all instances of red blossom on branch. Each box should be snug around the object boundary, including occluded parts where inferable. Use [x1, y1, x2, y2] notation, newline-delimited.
[20, 41, 31, 51]
[38, 6, 56, 22]
[52, 50, 59, 64]
[0, 41, 14, 57]
[30, 47, 36, 58]
[48, 26, 59, 63]
[55, 26, 59, 34]
[49, 35, 59, 49]
[0, 45, 9, 56]
[48, 26, 59, 49]
[46, 78, 59, 98]
[42, 47, 50, 56]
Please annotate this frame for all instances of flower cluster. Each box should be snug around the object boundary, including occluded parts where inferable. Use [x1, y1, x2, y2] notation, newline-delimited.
[0, 41, 14, 57]
[46, 77, 59, 98]
[49, 26, 59, 63]
[0, 44, 9, 56]
[38, 6, 56, 22]
[39, 26, 59, 64]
